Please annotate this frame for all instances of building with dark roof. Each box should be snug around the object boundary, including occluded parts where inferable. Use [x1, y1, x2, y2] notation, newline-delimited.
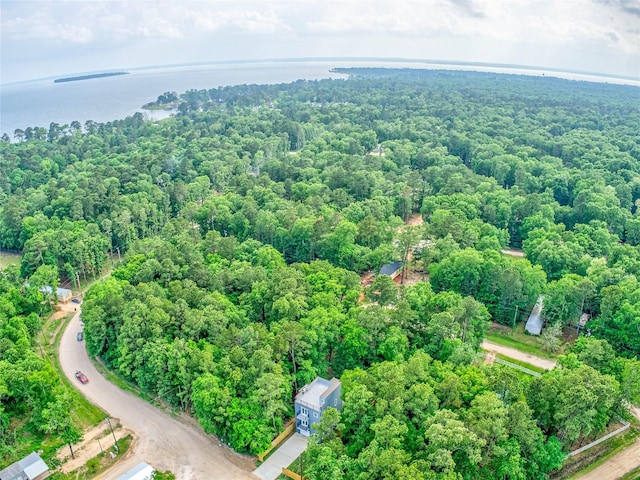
[379, 261, 403, 279]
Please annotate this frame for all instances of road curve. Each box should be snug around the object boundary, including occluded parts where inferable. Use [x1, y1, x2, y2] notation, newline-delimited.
[59, 308, 256, 480]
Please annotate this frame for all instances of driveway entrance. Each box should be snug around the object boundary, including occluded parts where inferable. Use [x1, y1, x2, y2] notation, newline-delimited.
[253, 434, 308, 480]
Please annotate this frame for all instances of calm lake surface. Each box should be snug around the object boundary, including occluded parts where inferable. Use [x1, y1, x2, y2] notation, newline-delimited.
[0, 61, 351, 136]
[2, 59, 637, 138]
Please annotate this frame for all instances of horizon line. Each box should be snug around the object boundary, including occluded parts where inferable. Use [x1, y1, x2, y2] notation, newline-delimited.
[3, 56, 639, 87]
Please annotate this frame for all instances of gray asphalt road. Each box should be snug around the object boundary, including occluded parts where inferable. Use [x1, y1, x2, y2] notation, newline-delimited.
[59, 308, 256, 480]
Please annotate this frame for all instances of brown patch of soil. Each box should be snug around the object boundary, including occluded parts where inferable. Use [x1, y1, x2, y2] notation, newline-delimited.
[406, 214, 424, 226]
[57, 423, 132, 473]
[398, 269, 428, 287]
[562, 326, 579, 344]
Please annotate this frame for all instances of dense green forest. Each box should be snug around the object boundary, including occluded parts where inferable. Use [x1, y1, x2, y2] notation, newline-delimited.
[0, 264, 82, 461]
[1, 69, 639, 477]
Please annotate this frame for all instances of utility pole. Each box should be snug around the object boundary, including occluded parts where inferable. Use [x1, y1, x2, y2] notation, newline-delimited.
[512, 305, 519, 330]
[106, 417, 119, 453]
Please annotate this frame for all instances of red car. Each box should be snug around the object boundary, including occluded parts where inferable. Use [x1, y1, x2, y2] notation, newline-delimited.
[75, 371, 88, 384]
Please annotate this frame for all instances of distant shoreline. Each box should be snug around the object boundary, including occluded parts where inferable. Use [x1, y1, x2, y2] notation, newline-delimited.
[54, 72, 129, 83]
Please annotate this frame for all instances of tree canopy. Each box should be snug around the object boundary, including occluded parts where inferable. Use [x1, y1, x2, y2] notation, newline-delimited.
[1, 68, 639, 475]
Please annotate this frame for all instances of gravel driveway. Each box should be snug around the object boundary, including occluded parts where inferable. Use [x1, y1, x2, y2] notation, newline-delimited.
[59, 309, 256, 480]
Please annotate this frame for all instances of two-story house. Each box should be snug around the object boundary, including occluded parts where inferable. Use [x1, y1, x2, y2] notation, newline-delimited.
[294, 377, 342, 436]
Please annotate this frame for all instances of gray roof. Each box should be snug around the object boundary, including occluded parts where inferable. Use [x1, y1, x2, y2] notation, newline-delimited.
[379, 261, 403, 276]
[39, 286, 72, 297]
[116, 462, 154, 480]
[296, 377, 341, 410]
[296, 377, 331, 410]
[525, 295, 544, 336]
[0, 452, 49, 480]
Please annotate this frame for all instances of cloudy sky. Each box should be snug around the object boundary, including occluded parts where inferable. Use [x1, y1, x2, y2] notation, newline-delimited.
[1, 0, 639, 84]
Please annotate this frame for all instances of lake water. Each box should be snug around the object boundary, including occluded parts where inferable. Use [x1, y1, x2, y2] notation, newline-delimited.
[2, 59, 637, 138]
[0, 61, 352, 136]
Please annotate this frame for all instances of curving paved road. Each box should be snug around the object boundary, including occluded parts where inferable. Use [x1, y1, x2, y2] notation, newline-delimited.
[59, 308, 256, 480]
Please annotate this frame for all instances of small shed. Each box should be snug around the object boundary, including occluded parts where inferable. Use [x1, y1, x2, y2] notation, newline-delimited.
[577, 313, 591, 333]
[379, 261, 403, 280]
[0, 452, 50, 480]
[525, 295, 545, 336]
[116, 462, 154, 480]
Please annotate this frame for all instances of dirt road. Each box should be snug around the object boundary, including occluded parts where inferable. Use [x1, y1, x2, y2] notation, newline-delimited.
[57, 423, 132, 472]
[481, 340, 557, 370]
[59, 308, 256, 480]
[576, 438, 640, 480]
[481, 340, 640, 479]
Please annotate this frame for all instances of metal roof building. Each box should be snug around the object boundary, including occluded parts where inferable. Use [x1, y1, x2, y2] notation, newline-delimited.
[0, 452, 49, 480]
[116, 462, 154, 480]
[379, 261, 403, 278]
[39, 286, 73, 303]
[525, 295, 545, 336]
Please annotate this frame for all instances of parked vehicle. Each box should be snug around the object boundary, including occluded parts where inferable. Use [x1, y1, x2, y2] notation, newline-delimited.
[77, 332, 83, 341]
[75, 371, 88, 384]
[72, 298, 82, 304]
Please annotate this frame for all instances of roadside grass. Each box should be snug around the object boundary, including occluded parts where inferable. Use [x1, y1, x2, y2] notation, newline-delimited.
[2, 270, 120, 470]
[88, 356, 181, 416]
[40, 312, 105, 429]
[48, 434, 133, 480]
[3, 312, 106, 467]
[486, 324, 560, 359]
[90, 358, 152, 400]
[553, 427, 640, 480]
[618, 466, 640, 480]
[494, 353, 546, 374]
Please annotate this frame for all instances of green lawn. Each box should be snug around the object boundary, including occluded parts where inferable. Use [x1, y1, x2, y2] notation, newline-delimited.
[486, 324, 560, 360]
[4, 312, 106, 464]
[0, 251, 21, 269]
[617, 467, 640, 480]
[494, 354, 546, 374]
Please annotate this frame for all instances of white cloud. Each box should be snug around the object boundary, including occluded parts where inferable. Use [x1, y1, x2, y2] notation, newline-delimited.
[185, 6, 292, 34]
[0, 0, 638, 82]
[3, 10, 95, 43]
